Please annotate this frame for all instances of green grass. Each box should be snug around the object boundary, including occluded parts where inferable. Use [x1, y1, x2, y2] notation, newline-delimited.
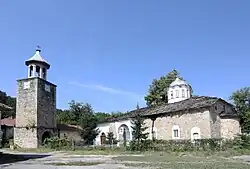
[113, 152, 250, 169]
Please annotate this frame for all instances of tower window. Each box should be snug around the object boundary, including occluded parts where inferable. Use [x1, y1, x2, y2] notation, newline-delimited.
[182, 89, 185, 98]
[176, 90, 179, 98]
[170, 91, 173, 99]
[29, 66, 33, 77]
[36, 66, 40, 77]
[42, 68, 46, 79]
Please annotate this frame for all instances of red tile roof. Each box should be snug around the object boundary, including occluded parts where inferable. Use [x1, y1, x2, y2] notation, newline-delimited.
[0, 118, 15, 126]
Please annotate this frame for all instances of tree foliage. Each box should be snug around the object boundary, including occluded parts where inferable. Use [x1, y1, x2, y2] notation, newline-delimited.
[130, 104, 149, 151]
[144, 69, 183, 107]
[230, 87, 250, 132]
[74, 102, 100, 145]
[106, 131, 118, 146]
[0, 90, 16, 118]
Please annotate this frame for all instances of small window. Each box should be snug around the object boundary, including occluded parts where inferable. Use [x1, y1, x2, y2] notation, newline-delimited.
[170, 91, 173, 99]
[176, 90, 179, 98]
[214, 106, 217, 110]
[182, 89, 185, 98]
[172, 125, 180, 139]
[173, 129, 179, 137]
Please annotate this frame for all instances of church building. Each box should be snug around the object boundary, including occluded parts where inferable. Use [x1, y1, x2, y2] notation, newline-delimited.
[95, 78, 241, 145]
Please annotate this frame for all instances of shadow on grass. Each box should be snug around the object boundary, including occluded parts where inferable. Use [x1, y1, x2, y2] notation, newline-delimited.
[0, 152, 50, 165]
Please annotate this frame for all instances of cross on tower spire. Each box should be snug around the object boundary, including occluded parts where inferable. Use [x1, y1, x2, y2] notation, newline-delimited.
[36, 45, 41, 52]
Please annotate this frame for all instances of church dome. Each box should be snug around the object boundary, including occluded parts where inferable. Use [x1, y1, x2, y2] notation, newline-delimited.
[169, 77, 188, 87]
[167, 77, 192, 104]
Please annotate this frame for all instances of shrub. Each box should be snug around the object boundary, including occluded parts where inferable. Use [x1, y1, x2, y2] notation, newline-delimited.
[233, 134, 250, 149]
[127, 139, 154, 152]
[44, 136, 71, 150]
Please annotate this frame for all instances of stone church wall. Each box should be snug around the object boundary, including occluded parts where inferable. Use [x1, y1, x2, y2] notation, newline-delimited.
[152, 109, 211, 140]
[211, 101, 241, 139]
[220, 118, 241, 138]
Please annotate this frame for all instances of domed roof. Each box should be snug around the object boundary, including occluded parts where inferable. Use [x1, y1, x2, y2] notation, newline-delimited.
[169, 77, 189, 87]
[25, 46, 50, 69]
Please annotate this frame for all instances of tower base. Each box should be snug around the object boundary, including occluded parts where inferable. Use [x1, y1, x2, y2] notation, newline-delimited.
[14, 127, 57, 149]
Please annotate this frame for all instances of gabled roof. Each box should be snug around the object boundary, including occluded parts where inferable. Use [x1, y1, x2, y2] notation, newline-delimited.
[57, 124, 83, 131]
[25, 48, 50, 69]
[104, 96, 237, 122]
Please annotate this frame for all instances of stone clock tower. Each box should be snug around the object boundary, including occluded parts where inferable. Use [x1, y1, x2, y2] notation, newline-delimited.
[14, 46, 57, 148]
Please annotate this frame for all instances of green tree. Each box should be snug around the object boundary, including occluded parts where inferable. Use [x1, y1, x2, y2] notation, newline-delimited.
[130, 104, 149, 151]
[0, 90, 16, 118]
[75, 102, 100, 145]
[56, 109, 77, 125]
[95, 112, 112, 123]
[144, 69, 183, 106]
[106, 131, 117, 146]
[230, 87, 250, 132]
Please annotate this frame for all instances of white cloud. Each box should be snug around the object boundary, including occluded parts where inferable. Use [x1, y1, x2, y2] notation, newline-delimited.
[68, 82, 144, 101]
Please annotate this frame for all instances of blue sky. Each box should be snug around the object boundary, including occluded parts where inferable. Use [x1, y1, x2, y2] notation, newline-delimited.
[0, 0, 250, 112]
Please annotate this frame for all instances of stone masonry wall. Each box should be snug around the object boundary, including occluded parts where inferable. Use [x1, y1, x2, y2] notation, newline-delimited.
[37, 78, 56, 129]
[14, 77, 57, 148]
[14, 78, 38, 148]
[220, 118, 241, 138]
[14, 128, 38, 148]
[151, 108, 212, 140]
[209, 105, 221, 138]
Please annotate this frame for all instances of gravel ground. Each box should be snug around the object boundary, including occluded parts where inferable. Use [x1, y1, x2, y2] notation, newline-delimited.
[1, 150, 250, 169]
[0, 151, 141, 169]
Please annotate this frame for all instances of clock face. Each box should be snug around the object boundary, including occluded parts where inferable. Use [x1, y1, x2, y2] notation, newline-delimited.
[45, 84, 51, 92]
[23, 81, 30, 89]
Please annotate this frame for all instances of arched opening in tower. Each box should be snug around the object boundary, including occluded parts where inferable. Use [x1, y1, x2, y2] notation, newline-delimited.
[42, 131, 51, 145]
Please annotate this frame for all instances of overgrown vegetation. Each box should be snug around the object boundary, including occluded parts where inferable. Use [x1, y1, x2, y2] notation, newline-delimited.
[43, 136, 71, 150]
